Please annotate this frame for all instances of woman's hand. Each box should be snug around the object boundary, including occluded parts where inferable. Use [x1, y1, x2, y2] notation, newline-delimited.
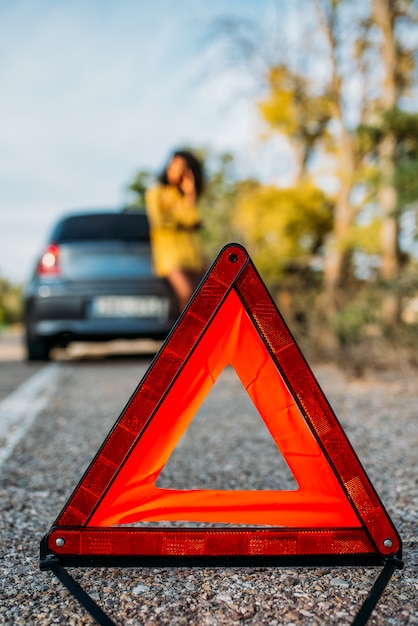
[179, 168, 196, 202]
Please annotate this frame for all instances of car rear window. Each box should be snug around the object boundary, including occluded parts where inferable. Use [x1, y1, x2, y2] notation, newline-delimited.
[51, 212, 150, 243]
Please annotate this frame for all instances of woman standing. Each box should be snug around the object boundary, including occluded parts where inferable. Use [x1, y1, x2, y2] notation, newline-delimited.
[145, 150, 206, 311]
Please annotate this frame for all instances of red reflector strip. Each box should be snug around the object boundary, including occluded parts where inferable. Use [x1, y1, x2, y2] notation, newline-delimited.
[48, 527, 375, 558]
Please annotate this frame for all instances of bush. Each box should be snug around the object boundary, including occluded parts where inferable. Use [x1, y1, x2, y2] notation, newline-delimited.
[0, 278, 23, 327]
[273, 278, 418, 375]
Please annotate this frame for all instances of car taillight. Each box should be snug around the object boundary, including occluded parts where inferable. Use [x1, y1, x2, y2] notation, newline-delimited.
[36, 244, 60, 276]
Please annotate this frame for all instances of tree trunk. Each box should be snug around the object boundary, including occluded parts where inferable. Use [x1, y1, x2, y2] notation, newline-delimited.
[314, 0, 356, 315]
[379, 134, 399, 281]
[323, 174, 353, 314]
[373, 0, 401, 325]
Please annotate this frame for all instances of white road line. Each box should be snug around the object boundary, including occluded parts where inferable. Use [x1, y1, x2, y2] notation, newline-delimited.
[0, 363, 61, 467]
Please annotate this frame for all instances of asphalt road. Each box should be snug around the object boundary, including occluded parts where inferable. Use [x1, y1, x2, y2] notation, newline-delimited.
[0, 328, 43, 400]
[0, 328, 417, 625]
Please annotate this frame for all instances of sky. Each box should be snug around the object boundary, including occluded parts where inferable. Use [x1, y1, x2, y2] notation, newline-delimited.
[0, 0, 294, 283]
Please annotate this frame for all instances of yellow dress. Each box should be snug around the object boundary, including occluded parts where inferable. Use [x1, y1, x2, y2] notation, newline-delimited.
[145, 184, 205, 277]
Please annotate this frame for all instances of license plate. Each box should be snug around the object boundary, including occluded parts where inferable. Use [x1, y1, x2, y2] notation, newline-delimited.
[90, 296, 169, 319]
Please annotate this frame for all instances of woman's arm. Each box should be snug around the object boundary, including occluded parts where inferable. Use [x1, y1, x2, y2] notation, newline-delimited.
[146, 185, 201, 230]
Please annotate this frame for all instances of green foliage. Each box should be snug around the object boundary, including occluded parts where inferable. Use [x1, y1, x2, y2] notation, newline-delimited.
[395, 159, 418, 208]
[346, 219, 382, 255]
[0, 278, 23, 326]
[357, 108, 418, 157]
[333, 295, 380, 346]
[356, 123, 383, 158]
[198, 151, 243, 262]
[258, 65, 332, 175]
[233, 180, 333, 285]
[126, 170, 156, 209]
[390, 109, 418, 210]
[385, 108, 418, 144]
[325, 278, 418, 373]
[259, 65, 331, 137]
[203, 0, 418, 365]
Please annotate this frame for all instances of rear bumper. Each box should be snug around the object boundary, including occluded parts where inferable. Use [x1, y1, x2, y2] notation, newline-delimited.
[29, 318, 176, 342]
[24, 281, 179, 344]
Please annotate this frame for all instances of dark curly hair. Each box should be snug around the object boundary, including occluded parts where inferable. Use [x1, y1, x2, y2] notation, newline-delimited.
[159, 149, 205, 198]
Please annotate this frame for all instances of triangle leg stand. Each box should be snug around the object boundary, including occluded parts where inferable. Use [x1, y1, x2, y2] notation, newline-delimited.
[352, 557, 404, 626]
[41, 555, 118, 626]
[40, 555, 404, 626]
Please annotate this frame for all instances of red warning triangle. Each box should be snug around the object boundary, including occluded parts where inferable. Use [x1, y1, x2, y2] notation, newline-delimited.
[43, 244, 401, 565]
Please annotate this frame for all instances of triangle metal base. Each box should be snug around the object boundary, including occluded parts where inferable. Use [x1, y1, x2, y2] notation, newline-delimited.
[40, 554, 404, 626]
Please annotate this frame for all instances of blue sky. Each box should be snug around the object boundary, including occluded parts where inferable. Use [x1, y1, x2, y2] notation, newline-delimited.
[0, 0, 293, 282]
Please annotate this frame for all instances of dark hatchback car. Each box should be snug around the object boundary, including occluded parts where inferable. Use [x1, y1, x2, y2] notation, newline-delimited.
[23, 210, 179, 360]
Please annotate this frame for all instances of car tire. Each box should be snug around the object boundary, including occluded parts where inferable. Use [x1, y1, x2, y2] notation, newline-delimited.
[26, 335, 51, 361]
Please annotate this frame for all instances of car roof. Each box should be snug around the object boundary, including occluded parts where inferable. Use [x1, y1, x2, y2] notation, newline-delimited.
[50, 209, 149, 243]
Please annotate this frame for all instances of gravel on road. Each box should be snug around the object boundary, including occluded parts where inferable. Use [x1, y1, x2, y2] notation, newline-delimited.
[0, 359, 417, 625]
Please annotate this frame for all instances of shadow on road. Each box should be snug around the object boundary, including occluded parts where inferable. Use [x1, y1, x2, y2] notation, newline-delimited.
[0, 327, 163, 364]
[51, 339, 163, 363]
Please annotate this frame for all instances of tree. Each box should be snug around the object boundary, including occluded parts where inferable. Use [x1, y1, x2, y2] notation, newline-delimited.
[233, 180, 333, 286]
[0, 277, 22, 326]
[370, 0, 417, 323]
[126, 170, 156, 209]
[312, 0, 360, 314]
[212, 1, 362, 313]
[198, 151, 243, 261]
[258, 65, 332, 182]
[213, 1, 418, 321]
